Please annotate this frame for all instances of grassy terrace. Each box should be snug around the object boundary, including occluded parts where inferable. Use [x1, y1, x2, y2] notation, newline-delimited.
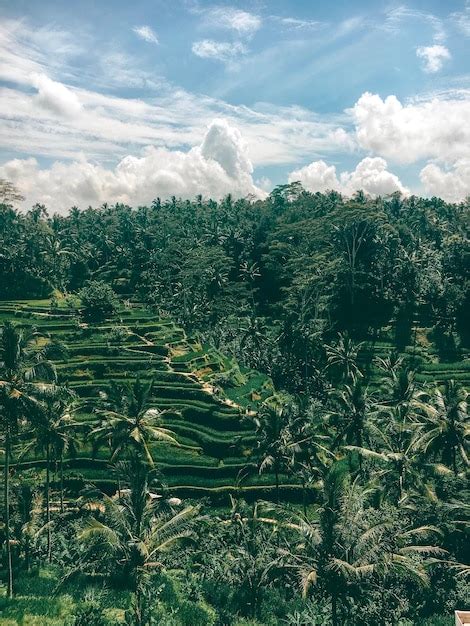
[0, 299, 276, 501]
[2, 299, 467, 503]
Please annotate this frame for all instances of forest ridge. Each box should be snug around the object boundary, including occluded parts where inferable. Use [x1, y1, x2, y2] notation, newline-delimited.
[0, 182, 469, 625]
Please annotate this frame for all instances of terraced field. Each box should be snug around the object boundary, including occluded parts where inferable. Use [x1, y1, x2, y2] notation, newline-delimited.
[358, 322, 470, 392]
[2, 300, 468, 504]
[0, 299, 306, 503]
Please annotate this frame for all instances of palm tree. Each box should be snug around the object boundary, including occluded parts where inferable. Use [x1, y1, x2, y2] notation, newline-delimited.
[77, 457, 199, 625]
[280, 397, 334, 515]
[345, 413, 424, 504]
[26, 384, 78, 560]
[325, 333, 363, 382]
[252, 395, 294, 502]
[223, 497, 282, 618]
[272, 462, 443, 626]
[91, 377, 178, 467]
[375, 354, 417, 408]
[327, 376, 375, 454]
[413, 380, 469, 475]
[0, 321, 55, 596]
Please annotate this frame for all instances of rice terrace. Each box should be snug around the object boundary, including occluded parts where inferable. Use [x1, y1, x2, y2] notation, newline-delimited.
[0, 0, 469, 624]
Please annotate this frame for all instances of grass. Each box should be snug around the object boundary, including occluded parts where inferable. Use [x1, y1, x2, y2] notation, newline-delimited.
[0, 567, 132, 625]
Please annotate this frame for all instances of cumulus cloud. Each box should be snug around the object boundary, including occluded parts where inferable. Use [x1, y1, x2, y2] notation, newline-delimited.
[0, 119, 266, 213]
[416, 45, 450, 73]
[132, 25, 159, 44]
[352, 92, 470, 164]
[192, 40, 247, 62]
[288, 157, 408, 197]
[288, 160, 338, 193]
[420, 160, 470, 202]
[198, 7, 261, 36]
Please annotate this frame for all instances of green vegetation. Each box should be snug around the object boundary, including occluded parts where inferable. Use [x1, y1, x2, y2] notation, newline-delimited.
[0, 185, 469, 624]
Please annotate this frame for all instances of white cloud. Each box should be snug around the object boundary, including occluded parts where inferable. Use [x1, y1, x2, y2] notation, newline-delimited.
[0, 119, 266, 212]
[420, 160, 470, 202]
[416, 45, 450, 73]
[451, 3, 470, 37]
[198, 7, 261, 36]
[352, 92, 470, 164]
[288, 160, 338, 193]
[132, 25, 159, 44]
[341, 157, 408, 196]
[0, 17, 357, 175]
[31, 73, 82, 116]
[288, 156, 408, 197]
[271, 16, 322, 31]
[383, 7, 446, 43]
[192, 39, 247, 62]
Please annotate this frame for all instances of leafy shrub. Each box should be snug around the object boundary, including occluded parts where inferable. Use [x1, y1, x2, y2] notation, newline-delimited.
[107, 325, 129, 344]
[79, 281, 119, 322]
[176, 599, 217, 626]
[69, 589, 112, 626]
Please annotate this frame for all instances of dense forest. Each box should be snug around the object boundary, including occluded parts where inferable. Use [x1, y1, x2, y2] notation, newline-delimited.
[0, 182, 469, 625]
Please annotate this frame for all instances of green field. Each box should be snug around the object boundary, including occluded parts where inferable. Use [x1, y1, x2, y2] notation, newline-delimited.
[0, 299, 289, 500]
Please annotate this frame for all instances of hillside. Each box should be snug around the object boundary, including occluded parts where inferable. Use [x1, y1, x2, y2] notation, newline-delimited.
[0, 298, 305, 501]
[2, 297, 468, 505]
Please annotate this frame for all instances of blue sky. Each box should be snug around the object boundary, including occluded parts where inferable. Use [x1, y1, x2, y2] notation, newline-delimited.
[0, 0, 469, 211]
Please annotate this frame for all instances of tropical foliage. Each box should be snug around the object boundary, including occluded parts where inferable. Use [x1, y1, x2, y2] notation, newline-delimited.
[0, 184, 469, 624]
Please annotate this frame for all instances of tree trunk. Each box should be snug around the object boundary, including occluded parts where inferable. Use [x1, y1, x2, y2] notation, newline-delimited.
[275, 468, 279, 503]
[452, 445, 458, 476]
[398, 465, 404, 503]
[60, 454, 64, 514]
[332, 593, 338, 626]
[46, 443, 51, 562]
[4, 427, 13, 598]
[302, 478, 307, 517]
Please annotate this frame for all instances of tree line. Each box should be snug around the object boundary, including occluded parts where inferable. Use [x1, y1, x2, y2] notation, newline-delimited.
[0, 182, 469, 624]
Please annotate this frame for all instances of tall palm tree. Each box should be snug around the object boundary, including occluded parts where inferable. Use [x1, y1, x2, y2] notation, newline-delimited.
[77, 457, 199, 625]
[252, 395, 294, 502]
[272, 462, 443, 626]
[91, 377, 178, 467]
[327, 376, 374, 453]
[280, 397, 334, 515]
[325, 333, 363, 382]
[345, 412, 424, 504]
[0, 321, 55, 596]
[414, 380, 469, 475]
[26, 384, 78, 560]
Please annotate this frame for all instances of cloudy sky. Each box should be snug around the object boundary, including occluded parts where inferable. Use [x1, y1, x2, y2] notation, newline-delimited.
[0, 0, 469, 212]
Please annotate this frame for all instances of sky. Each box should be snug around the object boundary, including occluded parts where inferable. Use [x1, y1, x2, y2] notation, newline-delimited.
[0, 0, 470, 212]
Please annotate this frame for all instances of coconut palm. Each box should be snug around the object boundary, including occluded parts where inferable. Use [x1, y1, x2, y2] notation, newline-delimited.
[91, 377, 178, 467]
[281, 397, 334, 515]
[0, 321, 55, 596]
[345, 412, 424, 504]
[252, 395, 295, 502]
[272, 462, 444, 626]
[375, 354, 417, 409]
[325, 333, 363, 382]
[413, 380, 469, 475]
[77, 457, 200, 625]
[25, 384, 78, 560]
[327, 377, 375, 453]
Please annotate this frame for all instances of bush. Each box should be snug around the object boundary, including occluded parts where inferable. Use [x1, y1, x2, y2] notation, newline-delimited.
[70, 589, 111, 626]
[177, 599, 217, 626]
[79, 281, 119, 322]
